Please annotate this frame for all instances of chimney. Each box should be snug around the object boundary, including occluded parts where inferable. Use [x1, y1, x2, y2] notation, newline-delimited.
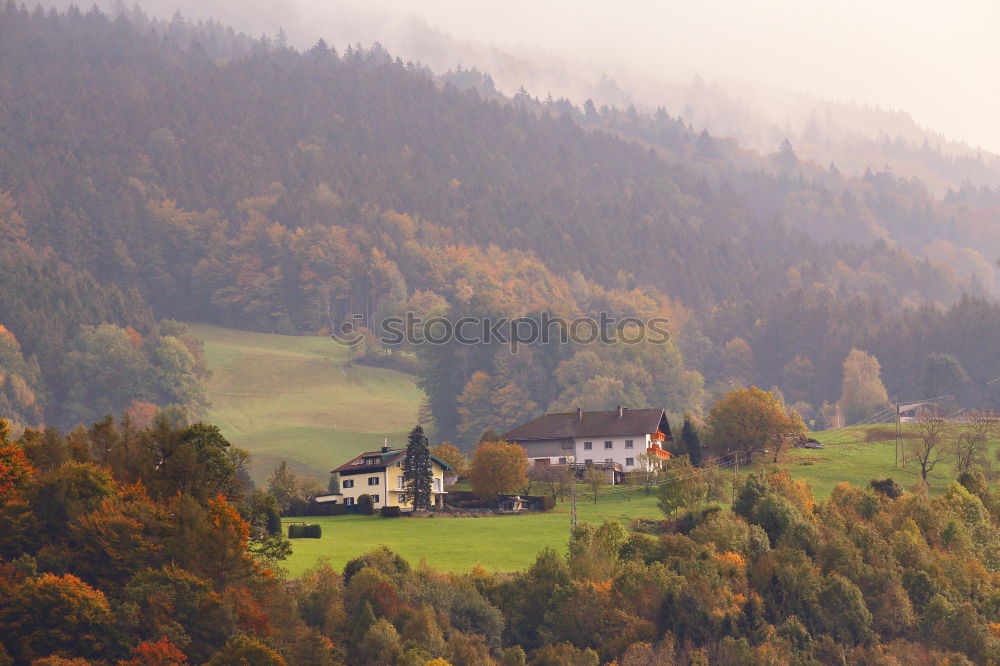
[618, 405, 624, 420]
[382, 437, 391, 453]
[576, 407, 582, 421]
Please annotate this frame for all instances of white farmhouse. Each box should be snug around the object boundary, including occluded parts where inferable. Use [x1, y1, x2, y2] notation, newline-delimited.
[503, 406, 673, 483]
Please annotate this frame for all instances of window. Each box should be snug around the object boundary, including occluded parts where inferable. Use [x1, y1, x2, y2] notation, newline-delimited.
[626, 457, 634, 467]
[584, 459, 593, 465]
[558, 457, 567, 464]
[605, 458, 614, 465]
[372, 494, 380, 503]
[584, 441, 593, 450]
[368, 476, 380, 486]
[604, 440, 613, 449]
[344, 497, 355, 506]
[342, 479, 354, 489]
[625, 439, 634, 449]
[397, 477, 405, 490]
[433, 478, 441, 492]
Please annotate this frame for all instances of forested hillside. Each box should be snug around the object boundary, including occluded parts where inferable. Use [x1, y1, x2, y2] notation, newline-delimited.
[1, 5, 999, 441]
[2, 417, 1000, 664]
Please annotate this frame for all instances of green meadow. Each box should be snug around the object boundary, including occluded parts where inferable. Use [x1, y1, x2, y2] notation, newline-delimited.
[190, 325, 997, 576]
[780, 424, 999, 498]
[188, 323, 424, 485]
[281, 488, 661, 576]
[281, 424, 999, 577]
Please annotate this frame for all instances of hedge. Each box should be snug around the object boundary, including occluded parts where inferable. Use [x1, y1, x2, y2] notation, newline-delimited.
[288, 523, 322, 539]
[380, 506, 401, 518]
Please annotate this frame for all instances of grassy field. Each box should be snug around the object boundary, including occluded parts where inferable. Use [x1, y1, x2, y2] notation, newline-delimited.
[186, 325, 996, 575]
[780, 424, 1000, 498]
[280, 423, 999, 577]
[282, 488, 661, 576]
[187, 323, 424, 485]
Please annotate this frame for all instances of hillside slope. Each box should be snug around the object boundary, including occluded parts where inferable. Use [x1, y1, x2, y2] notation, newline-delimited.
[190, 324, 423, 484]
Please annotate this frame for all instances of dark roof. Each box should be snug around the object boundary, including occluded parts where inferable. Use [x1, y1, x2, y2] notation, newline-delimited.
[332, 449, 405, 473]
[332, 449, 452, 474]
[503, 408, 671, 441]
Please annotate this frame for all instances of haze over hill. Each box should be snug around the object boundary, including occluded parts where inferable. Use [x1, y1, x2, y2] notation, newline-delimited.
[2, 5, 999, 443]
[62, 0, 1000, 194]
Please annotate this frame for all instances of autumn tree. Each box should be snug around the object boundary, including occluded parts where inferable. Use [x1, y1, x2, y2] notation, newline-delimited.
[632, 452, 660, 496]
[456, 371, 538, 446]
[583, 466, 605, 504]
[207, 633, 286, 665]
[0, 326, 44, 428]
[657, 456, 707, 515]
[0, 419, 33, 503]
[430, 441, 469, 481]
[838, 349, 890, 425]
[124, 637, 189, 666]
[908, 417, 952, 484]
[152, 421, 244, 501]
[950, 410, 998, 475]
[0, 573, 115, 662]
[706, 388, 805, 463]
[468, 440, 528, 502]
[402, 425, 433, 510]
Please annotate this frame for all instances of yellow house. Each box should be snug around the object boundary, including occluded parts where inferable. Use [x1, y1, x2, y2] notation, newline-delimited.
[330, 446, 450, 510]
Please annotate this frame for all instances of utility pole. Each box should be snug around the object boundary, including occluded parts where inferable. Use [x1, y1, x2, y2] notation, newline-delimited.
[568, 456, 577, 531]
[732, 452, 739, 505]
[895, 403, 901, 468]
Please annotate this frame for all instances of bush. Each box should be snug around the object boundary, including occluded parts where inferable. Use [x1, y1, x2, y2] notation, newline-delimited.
[380, 505, 401, 518]
[329, 503, 347, 516]
[289, 523, 322, 538]
[541, 495, 556, 512]
[357, 494, 374, 515]
[869, 478, 904, 499]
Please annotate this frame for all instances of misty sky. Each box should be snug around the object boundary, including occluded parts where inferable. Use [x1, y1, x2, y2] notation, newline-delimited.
[304, 0, 1000, 153]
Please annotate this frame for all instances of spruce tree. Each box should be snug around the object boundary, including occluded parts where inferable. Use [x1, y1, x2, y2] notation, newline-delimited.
[402, 425, 433, 510]
[681, 416, 703, 467]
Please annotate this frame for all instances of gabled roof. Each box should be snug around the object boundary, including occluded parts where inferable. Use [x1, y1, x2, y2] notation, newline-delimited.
[332, 449, 405, 474]
[503, 408, 672, 441]
[331, 448, 452, 474]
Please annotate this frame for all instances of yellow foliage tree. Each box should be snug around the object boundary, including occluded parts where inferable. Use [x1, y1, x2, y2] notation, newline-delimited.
[838, 349, 890, 425]
[707, 387, 805, 463]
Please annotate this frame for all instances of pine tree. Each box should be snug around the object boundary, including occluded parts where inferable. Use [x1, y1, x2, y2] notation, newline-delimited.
[681, 416, 703, 467]
[402, 425, 433, 510]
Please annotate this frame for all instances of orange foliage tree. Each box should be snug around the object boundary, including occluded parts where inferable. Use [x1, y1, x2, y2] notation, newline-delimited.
[468, 440, 528, 502]
[0, 418, 33, 502]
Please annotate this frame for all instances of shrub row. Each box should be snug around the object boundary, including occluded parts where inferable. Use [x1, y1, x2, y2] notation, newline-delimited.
[288, 524, 322, 539]
[380, 506, 401, 518]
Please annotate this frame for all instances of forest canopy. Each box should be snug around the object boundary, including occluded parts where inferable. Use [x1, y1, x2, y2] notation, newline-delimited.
[0, 5, 998, 437]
